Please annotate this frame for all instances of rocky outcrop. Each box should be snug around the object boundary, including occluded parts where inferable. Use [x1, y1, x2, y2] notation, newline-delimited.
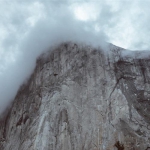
[0, 42, 150, 150]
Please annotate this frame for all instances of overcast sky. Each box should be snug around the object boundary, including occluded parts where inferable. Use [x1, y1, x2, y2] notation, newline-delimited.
[0, 0, 150, 114]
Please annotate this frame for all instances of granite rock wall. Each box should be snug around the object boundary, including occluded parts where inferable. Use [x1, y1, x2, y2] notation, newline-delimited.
[0, 42, 150, 150]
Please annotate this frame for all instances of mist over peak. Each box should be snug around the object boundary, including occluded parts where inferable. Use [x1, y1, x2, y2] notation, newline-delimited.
[0, 0, 150, 114]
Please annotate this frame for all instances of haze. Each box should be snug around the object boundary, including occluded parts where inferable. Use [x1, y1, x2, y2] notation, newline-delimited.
[0, 0, 150, 114]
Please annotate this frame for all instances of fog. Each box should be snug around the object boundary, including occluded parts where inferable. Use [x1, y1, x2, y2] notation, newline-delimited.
[0, 0, 107, 114]
[0, 0, 150, 113]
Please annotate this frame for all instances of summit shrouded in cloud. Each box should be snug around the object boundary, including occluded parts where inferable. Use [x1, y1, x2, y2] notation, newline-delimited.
[0, 0, 150, 113]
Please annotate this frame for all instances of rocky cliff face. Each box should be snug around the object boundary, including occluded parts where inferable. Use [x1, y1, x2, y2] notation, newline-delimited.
[0, 42, 150, 150]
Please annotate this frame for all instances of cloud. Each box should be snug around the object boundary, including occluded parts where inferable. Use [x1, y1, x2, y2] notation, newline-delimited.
[0, 0, 150, 114]
[0, 0, 107, 114]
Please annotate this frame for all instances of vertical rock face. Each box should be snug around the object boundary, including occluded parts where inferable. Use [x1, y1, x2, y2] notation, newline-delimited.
[0, 42, 150, 150]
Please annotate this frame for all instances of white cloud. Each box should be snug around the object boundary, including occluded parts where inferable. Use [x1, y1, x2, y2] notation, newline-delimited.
[72, 2, 100, 21]
[0, 0, 150, 114]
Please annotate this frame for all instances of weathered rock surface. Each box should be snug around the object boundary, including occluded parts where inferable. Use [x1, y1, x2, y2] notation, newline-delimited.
[1, 42, 150, 150]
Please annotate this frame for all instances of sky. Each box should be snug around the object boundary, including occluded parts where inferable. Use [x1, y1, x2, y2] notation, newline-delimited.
[0, 0, 150, 114]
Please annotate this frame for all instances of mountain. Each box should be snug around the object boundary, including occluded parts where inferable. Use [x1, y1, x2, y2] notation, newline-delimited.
[0, 42, 150, 150]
